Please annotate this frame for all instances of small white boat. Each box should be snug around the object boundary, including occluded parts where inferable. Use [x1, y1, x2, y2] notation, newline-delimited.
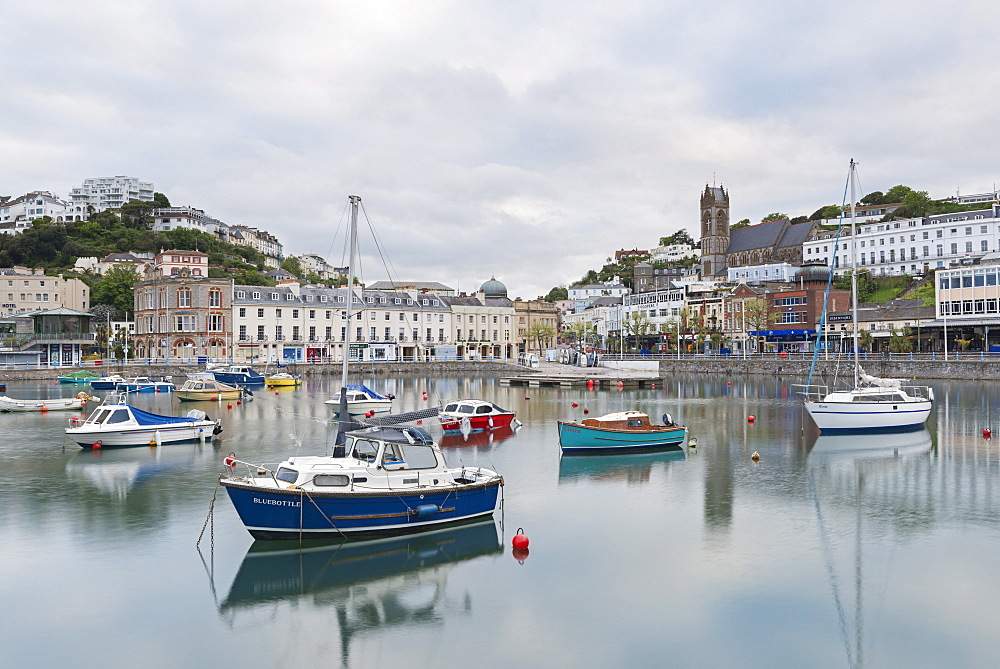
[0, 395, 89, 412]
[795, 160, 934, 433]
[66, 395, 222, 449]
[324, 384, 394, 416]
[176, 378, 249, 401]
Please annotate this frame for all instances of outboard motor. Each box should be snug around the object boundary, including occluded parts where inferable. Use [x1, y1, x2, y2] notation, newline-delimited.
[662, 413, 674, 427]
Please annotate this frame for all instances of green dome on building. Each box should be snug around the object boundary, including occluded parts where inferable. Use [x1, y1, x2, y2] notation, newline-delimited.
[480, 276, 508, 299]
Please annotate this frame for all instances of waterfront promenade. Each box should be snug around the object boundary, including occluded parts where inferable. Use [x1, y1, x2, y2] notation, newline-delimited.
[4, 351, 999, 382]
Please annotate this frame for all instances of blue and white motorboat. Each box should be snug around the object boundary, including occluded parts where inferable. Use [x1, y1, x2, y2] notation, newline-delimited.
[324, 384, 394, 416]
[212, 366, 266, 386]
[89, 374, 128, 390]
[557, 411, 686, 454]
[66, 395, 221, 448]
[219, 425, 503, 540]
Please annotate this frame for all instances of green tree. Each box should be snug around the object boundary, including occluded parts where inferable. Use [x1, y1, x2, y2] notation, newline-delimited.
[883, 185, 913, 203]
[544, 285, 568, 302]
[810, 205, 841, 220]
[761, 212, 788, 224]
[659, 229, 695, 247]
[119, 199, 154, 230]
[887, 326, 913, 353]
[525, 322, 557, 353]
[281, 256, 304, 277]
[622, 311, 655, 351]
[91, 265, 141, 317]
[742, 298, 776, 354]
[232, 269, 275, 286]
[732, 218, 751, 229]
[858, 330, 874, 351]
[860, 191, 885, 206]
[152, 192, 171, 208]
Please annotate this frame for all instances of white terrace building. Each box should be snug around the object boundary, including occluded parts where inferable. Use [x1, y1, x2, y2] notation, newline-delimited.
[0, 191, 72, 232]
[69, 176, 154, 214]
[233, 282, 456, 363]
[803, 203, 1000, 277]
[153, 207, 230, 242]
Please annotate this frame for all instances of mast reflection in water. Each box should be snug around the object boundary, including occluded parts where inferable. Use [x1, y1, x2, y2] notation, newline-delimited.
[219, 519, 502, 666]
[807, 428, 934, 668]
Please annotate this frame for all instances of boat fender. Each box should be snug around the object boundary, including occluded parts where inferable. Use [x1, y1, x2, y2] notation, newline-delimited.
[223, 454, 237, 471]
[413, 504, 440, 517]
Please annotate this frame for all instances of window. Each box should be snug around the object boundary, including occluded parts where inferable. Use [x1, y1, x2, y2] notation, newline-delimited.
[257, 308, 264, 318]
[275, 308, 282, 318]
[208, 314, 223, 331]
[270, 292, 279, 300]
[178, 289, 191, 307]
[175, 315, 196, 331]
[209, 290, 221, 307]
[275, 325, 283, 339]
[292, 309, 299, 318]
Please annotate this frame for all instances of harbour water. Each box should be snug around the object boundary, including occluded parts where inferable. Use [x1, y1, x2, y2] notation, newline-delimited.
[2, 373, 1000, 668]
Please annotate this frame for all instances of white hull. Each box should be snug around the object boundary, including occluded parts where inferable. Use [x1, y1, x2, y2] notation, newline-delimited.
[804, 399, 932, 432]
[325, 398, 393, 415]
[66, 422, 216, 448]
[0, 397, 86, 412]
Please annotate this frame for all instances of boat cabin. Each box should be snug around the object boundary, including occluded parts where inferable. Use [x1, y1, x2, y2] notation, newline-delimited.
[443, 400, 508, 416]
[580, 411, 659, 431]
[276, 427, 445, 487]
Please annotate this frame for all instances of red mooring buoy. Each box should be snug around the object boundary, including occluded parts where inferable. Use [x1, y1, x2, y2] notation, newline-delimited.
[572, 402, 579, 408]
[512, 528, 529, 550]
[983, 428, 992, 439]
[227, 403, 233, 410]
[747, 415, 756, 423]
[583, 408, 589, 414]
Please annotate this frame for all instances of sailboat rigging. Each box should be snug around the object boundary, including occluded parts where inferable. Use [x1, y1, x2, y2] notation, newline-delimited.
[795, 161, 934, 432]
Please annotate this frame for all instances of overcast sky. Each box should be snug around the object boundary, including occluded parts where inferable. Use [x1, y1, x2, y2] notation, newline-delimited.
[3, 1, 999, 299]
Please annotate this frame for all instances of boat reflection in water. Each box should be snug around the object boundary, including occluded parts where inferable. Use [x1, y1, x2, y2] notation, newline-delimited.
[65, 447, 198, 500]
[807, 427, 933, 464]
[807, 428, 933, 668]
[438, 425, 518, 449]
[219, 519, 502, 663]
[558, 447, 685, 485]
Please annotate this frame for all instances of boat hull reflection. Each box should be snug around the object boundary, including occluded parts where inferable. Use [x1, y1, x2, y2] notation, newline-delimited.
[808, 427, 933, 463]
[221, 519, 502, 611]
[559, 447, 685, 484]
[439, 425, 518, 448]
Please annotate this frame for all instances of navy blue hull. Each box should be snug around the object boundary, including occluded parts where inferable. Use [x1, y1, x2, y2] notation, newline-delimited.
[222, 480, 501, 540]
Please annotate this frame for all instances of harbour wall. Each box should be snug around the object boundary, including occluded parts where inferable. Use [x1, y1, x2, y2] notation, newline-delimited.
[1, 361, 526, 382]
[656, 358, 1000, 381]
[4, 359, 998, 382]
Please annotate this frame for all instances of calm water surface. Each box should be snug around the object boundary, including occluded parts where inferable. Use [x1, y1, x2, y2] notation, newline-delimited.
[2, 372, 999, 668]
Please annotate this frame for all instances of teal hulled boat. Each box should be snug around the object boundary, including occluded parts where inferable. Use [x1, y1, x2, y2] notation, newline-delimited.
[557, 411, 686, 454]
[57, 370, 101, 384]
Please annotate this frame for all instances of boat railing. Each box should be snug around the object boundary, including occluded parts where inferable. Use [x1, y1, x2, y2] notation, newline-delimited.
[899, 384, 934, 401]
[791, 383, 829, 402]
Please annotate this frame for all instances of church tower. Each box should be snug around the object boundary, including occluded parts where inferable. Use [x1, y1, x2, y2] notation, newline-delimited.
[700, 185, 730, 277]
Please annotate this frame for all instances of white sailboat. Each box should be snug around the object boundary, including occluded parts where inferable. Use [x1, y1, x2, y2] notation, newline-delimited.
[796, 160, 934, 432]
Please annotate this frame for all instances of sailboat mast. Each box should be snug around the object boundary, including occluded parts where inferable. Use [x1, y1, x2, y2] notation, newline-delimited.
[849, 160, 860, 388]
[333, 195, 361, 452]
[341, 195, 361, 387]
